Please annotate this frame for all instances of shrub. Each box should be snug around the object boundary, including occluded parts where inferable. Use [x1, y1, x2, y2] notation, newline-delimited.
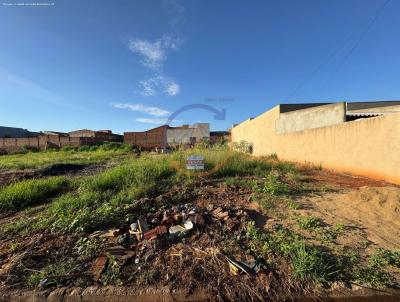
[262, 170, 290, 195]
[232, 140, 253, 154]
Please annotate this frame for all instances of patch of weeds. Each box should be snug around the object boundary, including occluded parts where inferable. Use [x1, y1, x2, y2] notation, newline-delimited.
[74, 237, 104, 260]
[257, 195, 277, 211]
[263, 170, 291, 195]
[245, 222, 338, 284]
[223, 177, 252, 189]
[286, 170, 301, 183]
[40, 156, 175, 233]
[333, 222, 345, 235]
[353, 266, 396, 288]
[341, 248, 398, 288]
[286, 198, 301, 210]
[0, 176, 70, 212]
[25, 258, 78, 288]
[100, 254, 121, 285]
[359, 239, 371, 249]
[249, 170, 294, 196]
[369, 248, 400, 268]
[297, 216, 323, 231]
[9, 242, 23, 252]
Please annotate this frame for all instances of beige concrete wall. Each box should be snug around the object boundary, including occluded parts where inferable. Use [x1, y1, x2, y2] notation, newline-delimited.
[167, 123, 210, 145]
[276, 102, 346, 134]
[231, 106, 400, 184]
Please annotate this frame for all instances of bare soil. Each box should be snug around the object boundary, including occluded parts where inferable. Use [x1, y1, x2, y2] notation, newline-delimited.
[1, 169, 400, 301]
[0, 163, 107, 187]
[299, 186, 400, 250]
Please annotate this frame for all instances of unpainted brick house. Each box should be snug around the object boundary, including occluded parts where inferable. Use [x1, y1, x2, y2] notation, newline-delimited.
[124, 123, 210, 149]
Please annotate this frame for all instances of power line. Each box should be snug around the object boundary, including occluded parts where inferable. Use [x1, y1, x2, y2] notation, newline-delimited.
[326, 0, 391, 81]
[285, 0, 391, 101]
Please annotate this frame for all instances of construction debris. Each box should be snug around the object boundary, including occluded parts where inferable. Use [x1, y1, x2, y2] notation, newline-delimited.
[143, 225, 168, 240]
[87, 201, 253, 289]
[91, 255, 108, 281]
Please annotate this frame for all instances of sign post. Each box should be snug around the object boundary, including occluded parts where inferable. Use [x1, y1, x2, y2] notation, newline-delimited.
[186, 155, 205, 170]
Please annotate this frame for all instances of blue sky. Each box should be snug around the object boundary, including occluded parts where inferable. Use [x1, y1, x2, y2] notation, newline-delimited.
[1, 0, 399, 133]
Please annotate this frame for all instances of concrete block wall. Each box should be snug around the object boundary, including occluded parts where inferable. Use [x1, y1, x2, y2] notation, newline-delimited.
[231, 106, 400, 185]
[276, 102, 346, 134]
[167, 123, 210, 145]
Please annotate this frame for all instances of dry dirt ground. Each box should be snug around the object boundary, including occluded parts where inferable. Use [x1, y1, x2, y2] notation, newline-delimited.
[0, 163, 109, 188]
[300, 170, 400, 250]
[0, 168, 399, 301]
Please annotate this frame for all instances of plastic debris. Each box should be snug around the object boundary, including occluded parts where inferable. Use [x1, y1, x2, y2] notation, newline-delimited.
[184, 220, 194, 230]
[130, 222, 138, 232]
[224, 255, 254, 276]
[117, 233, 130, 246]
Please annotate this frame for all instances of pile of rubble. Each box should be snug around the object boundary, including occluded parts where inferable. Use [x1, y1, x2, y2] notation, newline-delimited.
[88, 202, 263, 285]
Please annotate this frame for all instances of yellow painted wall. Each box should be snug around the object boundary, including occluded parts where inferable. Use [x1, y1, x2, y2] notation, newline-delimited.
[231, 106, 400, 184]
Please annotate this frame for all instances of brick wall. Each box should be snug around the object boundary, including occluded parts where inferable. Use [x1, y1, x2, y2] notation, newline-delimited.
[124, 126, 167, 149]
[0, 135, 116, 153]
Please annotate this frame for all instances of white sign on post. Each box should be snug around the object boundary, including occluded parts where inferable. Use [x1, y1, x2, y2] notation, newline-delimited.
[186, 155, 205, 170]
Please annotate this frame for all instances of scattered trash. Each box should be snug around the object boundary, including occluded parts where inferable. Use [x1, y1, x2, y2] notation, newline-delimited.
[107, 246, 135, 265]
[184, 220, 194, 230]
[169, 224, 187, 238]
[137, 219, 149, 236]
[213, 207, 229, 220]
[117, 233, 130, 246]
[130, 222, 138, 232]
[143, 225, 168, 240]
[224, 255, 254, 276]
[38, 278, 49, 288]
[89, 202, 251, 284]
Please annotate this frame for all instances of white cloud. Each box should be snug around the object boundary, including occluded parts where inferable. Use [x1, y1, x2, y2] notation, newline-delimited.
[129, 39, 165, 70]
[128, 4, 184, 98]
[136, 117, 181, 125]
[139, 79, 157, 97]
[165, 81, 180, 96]
[112, 103, 169, 117]
[136, 118, 168, 124]
[138, 75, 180, 97]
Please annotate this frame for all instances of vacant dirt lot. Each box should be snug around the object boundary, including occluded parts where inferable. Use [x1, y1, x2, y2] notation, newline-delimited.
[0, 150, 399, 301]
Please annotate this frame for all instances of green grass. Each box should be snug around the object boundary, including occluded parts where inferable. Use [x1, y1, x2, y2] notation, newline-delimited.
[0, 176, 70, 212]
[0, 143, 132, 171]
[39, 155, 175, 232]
[369, 248, 400, 268]
[297, 216, 323, 231]
[171, 147, 273, 177]
[26, 258, 78, 288]
[246, 222, 337, 284]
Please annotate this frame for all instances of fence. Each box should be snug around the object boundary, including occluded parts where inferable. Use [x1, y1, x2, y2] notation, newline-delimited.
[231, 105, 400, 185]
[0, 135, 112, 153]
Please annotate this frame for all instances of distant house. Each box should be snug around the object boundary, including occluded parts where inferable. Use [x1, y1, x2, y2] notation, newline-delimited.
[0, 126, 39, 138]
[41, 131, 69, 137]
[68, 129, 123, 142]
[167, 123, 210, 146]
[124, 125, 168, 149]
[210, 131, 231, 143]
[124, 123, 210, 149]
